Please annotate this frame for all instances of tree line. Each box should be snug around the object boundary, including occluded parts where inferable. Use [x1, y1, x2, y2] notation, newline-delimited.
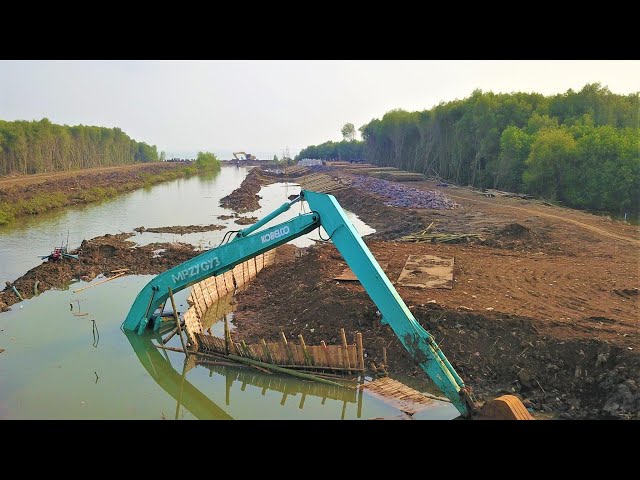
[298, 84, 638, 214]
[0, 118, 159, 176]
[359, 84, 638, 213]
[296, 140, 364, 162]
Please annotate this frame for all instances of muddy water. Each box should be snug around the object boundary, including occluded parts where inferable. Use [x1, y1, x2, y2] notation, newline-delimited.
[0, 275, 458, 419]
[0, 166, 457, 419]
[0, 168, 248, 283]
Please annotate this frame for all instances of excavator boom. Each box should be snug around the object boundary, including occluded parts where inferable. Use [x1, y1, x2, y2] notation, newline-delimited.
[123, 190, 531, 419]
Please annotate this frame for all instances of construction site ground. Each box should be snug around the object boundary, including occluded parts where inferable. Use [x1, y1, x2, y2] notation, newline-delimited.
[1, 163, 638, 418]
[230, 165, 640, 419]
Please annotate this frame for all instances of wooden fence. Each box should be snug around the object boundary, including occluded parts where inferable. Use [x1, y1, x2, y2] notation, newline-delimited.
[195, 328, 365, 373]
[179, 246, 365, 374]
[183, 249, 276, 345]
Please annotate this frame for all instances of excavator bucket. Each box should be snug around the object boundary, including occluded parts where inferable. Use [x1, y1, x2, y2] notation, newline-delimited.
[476, 395, 535, 420]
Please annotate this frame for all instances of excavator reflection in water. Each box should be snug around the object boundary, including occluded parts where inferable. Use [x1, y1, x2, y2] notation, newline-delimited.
[126, 333, 440, 420]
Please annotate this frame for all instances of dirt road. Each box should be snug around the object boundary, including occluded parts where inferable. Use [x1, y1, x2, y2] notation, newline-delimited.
[425, 182, 640, 246]
[0, 163, 174, 188]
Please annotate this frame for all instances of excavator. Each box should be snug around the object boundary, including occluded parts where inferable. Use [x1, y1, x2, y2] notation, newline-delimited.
[232, 151, 257, 161]
[123, 190, 532, 419]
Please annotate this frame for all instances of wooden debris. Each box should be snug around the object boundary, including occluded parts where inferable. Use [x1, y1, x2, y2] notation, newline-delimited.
[361, 377, 436, 416]
[72, 272, 126, 293]
[397, 254, 454, 289]
[399, 232, 483, 243]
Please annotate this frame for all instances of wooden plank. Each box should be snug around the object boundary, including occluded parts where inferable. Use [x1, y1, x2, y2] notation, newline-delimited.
[362, 377, 436, 416]
[247, 257, 257, 280]
[397, 255, 455, 289]
[340, 328, 352, 372]
[264, 249, 276, 267]
[233, 264, 245, 288]
[224, 271, 235, 294]
[242, 260, 250, 285]
[195, 285, 208, 316]
[357, 332, 365, 371]
[203, 277, 218, 303]
[201, 281, 212, 308]
[255, 253, 264, 273]
[215, 275, 228, 298]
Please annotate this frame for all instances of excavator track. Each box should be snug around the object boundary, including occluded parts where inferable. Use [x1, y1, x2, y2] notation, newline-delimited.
[477, 395, 535, 420]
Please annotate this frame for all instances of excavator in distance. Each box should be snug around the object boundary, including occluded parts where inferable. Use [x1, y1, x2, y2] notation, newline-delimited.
[123, 190, 533, 420]
[232, 151, 257, 161]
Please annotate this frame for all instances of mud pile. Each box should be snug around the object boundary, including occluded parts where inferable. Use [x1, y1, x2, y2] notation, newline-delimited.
[0, 233, 200, 310]
[232, 243, 640, 419]
[219, 168, 268, 213]
[482, 223, 544, 250]
[134, 224, 224, 234]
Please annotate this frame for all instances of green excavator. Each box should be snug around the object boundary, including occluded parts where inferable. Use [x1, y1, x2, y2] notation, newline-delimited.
[123, 190, 533, 420]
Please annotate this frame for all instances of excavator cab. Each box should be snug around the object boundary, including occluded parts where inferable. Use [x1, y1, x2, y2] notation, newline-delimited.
[123, 190, 532, 420]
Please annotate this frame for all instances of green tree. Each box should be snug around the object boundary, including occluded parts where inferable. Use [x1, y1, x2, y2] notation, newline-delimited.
[273, 154, 279, 162]
[195, 151, 221, 172]
[159, 151, 166, 162]
[523, 128, 577, 201]
[297, 84, 638, 214]
[341, 123, 356, 141]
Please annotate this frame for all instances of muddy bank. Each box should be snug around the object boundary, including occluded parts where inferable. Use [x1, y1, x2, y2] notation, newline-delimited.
[0, 233, 200, 311]
[219, 168, 271, 213]
[0, 162, 190, 225]
[234, 216, 257, 225]
[134, 224, 224, 234]
[232, 243, 640, 419]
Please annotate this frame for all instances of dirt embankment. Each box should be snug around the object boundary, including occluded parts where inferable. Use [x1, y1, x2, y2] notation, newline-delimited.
[219, 168, 271, 213]
[233, 243, 640, 419]
[230, 165, 639, 419]
[0, 233, 200, 311]
[134, 224, 225, 234]
[0, 162, 190, 224]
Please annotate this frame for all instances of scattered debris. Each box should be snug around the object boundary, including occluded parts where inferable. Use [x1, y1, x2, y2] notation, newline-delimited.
[400, 232, 483, 243]
[349, 175, 458, 209]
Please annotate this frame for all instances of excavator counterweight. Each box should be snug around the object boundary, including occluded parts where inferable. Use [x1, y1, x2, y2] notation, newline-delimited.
[123, 190, 532, 419]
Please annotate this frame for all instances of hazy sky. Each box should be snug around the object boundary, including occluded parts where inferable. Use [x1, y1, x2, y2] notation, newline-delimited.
[1, 60, 638, 158]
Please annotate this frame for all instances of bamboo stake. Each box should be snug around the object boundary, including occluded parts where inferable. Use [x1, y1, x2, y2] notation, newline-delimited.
[281, 331, 295, 365]
[223, 315, 231, 355]
[261, 338, 274, 364]
[241, 340, 251, 358]
[340, 328, 351, 373]
[383, 346, 388, 367]
[72, 272, 126, 293]
[168, 287, 187, 354]
[357, 332, 365, 371]
[226, 354, 352, 388]
[298, 334, 313, 366]
[321, 341, 330, 368]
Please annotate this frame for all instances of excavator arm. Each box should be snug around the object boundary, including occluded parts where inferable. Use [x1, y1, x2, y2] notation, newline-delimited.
[123, 190, 530, 418]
